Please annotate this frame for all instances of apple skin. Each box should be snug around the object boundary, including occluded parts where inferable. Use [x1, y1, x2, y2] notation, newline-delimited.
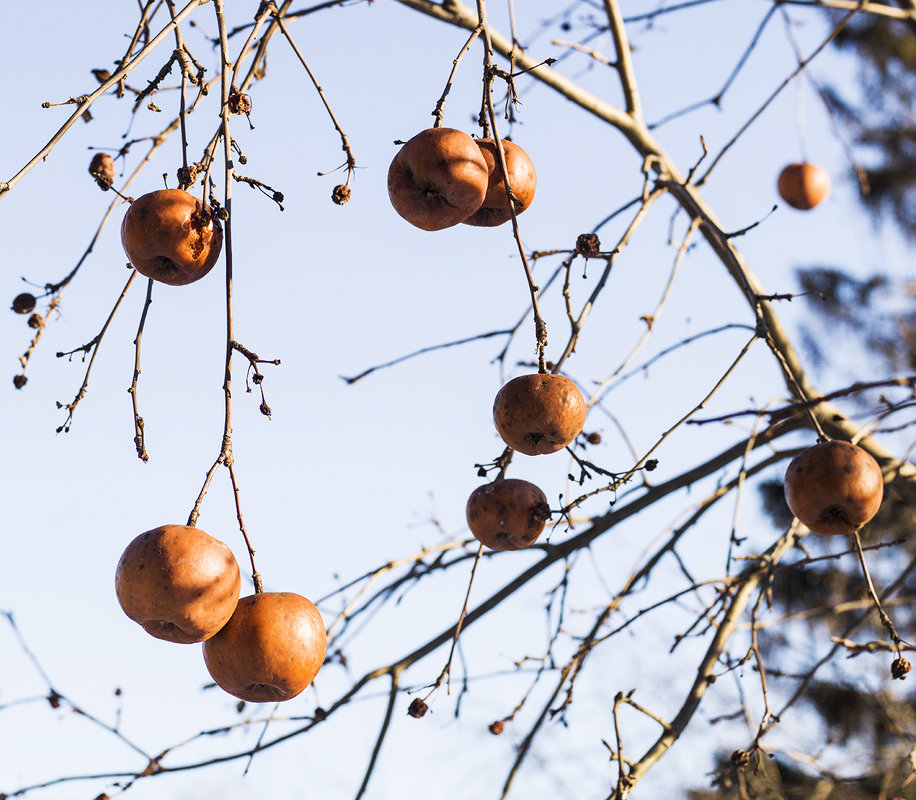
[783, 440, 884, 535]
[120, 189, 223, 286]
[493, 373, 587, 456]
[387, 128, 489, 231]
[462, 139, 536, 227]
[466, 479, 551, 551]
[202, 592, 327, 703]
[115, 524, 242, 644]
[777, 163, 831, 210]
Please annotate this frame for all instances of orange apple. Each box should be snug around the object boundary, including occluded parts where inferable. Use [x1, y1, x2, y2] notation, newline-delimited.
[387, 128, 489, 231]
[202, 592, 327, 703]
[115, 524, 241, 643]
[462, 139, 536, 227]
[120, 189, 223, 286]
[466, 478, 551, 550]
[777, 163, 830, 210]
[493, 373, 587, 456]
[783, 440, 884, 535]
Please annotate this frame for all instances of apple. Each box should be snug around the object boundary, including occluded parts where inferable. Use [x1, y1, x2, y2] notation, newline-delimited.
[462, 139, 536, 227]
[120, 189, 223, 286]
[493, 373, 587, 456]
[11, 293, 36, 314]
[115, 524, 241, 644]
[466, 478, 551, 551]
[783, 440, 884, 535]
[387, 128, 489, 231]
[777, 163, 831, 210]
[89, 152, 115, 189]
[202, 592, 327, 703]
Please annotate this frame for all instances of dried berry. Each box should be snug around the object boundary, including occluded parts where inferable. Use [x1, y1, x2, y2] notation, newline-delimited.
[228, 92, 252, 116]
[892, 656, 911, 680]
[332, 184, 351, 205]
[89, 152, 115, 189]
[488, 720, 504, 735]
[27, 313, 41, 329]
[575, 232, 601, 257]
[586, 432, 602, 445]
[13, 374, 27, 389]
[11, 292, 36, 314]
[407, 698, 428, 718]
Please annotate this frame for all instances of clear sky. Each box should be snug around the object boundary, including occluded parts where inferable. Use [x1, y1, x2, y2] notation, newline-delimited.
[1, 2, 911, 798]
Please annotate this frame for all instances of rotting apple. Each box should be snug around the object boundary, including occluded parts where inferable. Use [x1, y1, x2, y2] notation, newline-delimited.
[462, 139, 536, 227]
[466, 478, 551, 551]
[120, 188, 223, 286]
[783, 440, 884, 535]
[777, 163, 831, 210]
[493, 373, 587, 456]
[115, 524, 241, 643]
[387, 128, 489, 231]
[202, 592, 327, 703]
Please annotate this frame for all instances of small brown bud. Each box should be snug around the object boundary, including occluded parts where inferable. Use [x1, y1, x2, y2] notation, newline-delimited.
[89, 152, 115, 189]
[407, 698, 428, 718]
[13, 374, 27, 389]
[313, 706, 328, 721]
[575, 232, 601, 257]
[488, 720, 504, 735]
[586, 432, 602, 445]
[12, 293, 36, 314]
[47, 691, 62, 709]
[92, 69, 111, 83]
[892, 656, 911, 680]
[332, 184, 351, 205]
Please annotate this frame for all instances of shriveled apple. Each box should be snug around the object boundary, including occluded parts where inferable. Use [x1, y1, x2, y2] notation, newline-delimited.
[783, 440, 884, 535]
[11, 293, 36, 314]
[120, 188, 223, 286]
[777, 163, 830, 210]
[466, 478, 551, 551]
[462, 139, 536, 227]
[202, 592, 327, 703]
[89, 152, 115, 190]
[387, 128, 489, 231]
[115, 524, 241, 643]
[493, 373, 587, 456]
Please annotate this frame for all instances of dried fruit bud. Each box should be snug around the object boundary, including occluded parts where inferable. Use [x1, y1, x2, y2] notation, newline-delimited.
[407, 698, 428, 718]
[731, 749, 751, 767]
[892, 656, 911, 680]
[488, 720, 504, 735]
[13, 374, 27, 389]
[314, 706, 328, 721]
[92, 69, 112, 83]
[47, 691, 62, 709]
[575, 232, 601, 257]
[586, 432, 602, 445]
[11, 292, 36, 314]
[27, 313, 41, 329]
[228, 92, 252, 115]
[644, 459, 658, 472]
[89, 152, 115, 189]
[176, 164, 198, 189]
[332, 184, 351, 205]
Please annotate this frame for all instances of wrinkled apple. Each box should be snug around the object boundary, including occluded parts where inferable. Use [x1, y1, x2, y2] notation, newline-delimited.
[462, 139, 536, 227]
[120, 188, 223, 286]
[466, 478, 551, 551]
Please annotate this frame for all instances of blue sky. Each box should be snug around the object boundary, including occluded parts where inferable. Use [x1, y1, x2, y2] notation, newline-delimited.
[1, 2, 912, 798]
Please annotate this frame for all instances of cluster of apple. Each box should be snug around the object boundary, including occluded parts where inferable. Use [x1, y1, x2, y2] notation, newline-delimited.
[115, 524, 327, 703]
[387, 127, 536, 231]
[465, 373, 587, 551]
